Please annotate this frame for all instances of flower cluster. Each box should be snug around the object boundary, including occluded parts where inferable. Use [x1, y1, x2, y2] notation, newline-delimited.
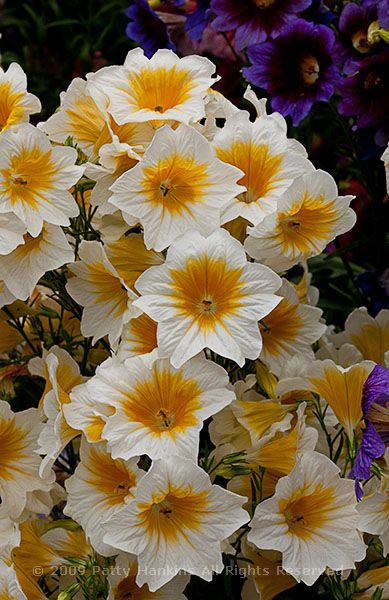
[125, 0, 389, 147]
[0, 50, 388, 600]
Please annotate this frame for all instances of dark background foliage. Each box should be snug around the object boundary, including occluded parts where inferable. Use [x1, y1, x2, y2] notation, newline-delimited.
[0, 0, 131, 118]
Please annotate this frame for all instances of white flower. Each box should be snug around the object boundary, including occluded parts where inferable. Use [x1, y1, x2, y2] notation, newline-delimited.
[0, 224, 74, 301]
[109, 124, 244, 251]
[245, 170, 356, 271]
[341, 307, 389, 366]
[247, 452, 367, 586]
[306, 359, 374, 438]
[108, 555, 190, 600]
[28, 346, 85, 476]
[134, 229, 281, 367]
[213, 111, 313, 225]
[39, 77, 111, 161]
[0, 62, 41, 133]
[103, 457, 249, 591]
[116, 313, 158, 361]
[63, 382, 114, 444]
[0, 401, 54, 519]
[259, 279, 326, 375]
[87, 354, 234, 461]
[357, 478, 389, 556]
[0, 124, 83, 237]
[66, 240, 140, 344]
[64, 438, 142, 556]
[88, 48, 218, 125]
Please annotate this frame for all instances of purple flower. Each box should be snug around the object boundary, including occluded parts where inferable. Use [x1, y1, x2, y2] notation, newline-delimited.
[351, 364, 389, 499]
[125, 0, 176, 58]
[356, 271, 389, 316]
[243, 20, 339, 125]
[338, 49, 389, 130]
[377, 0, 389, 29]
[185, 0, 211, 41]
[210, 0, 312, 51]
[337, 2, 378, 73]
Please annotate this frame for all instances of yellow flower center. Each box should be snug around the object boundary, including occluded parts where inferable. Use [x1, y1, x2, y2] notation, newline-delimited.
[300, 56, 320, 86]
[351, 30, 371, 54]
[1, 145, 56, 208]
[281, 484, 336, 539]
[278, 194, 338, 257]
[254, 0, 276, 8]
[138, 486, 209, 544]
[121, 365, 201, 435]
[87, 446, 137, 505]
[142, 154, 211, 214]
[170, 255, 245, 330]
[216, 140, 283, 204]
[130, 66, 193, 113]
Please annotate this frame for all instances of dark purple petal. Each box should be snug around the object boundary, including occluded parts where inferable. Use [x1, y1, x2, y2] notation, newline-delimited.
[243, 19, 338, 124]
[378, 2, 389, 28]
[211, 0, 312, 50]
[185, 0, 211, 41]
[125, 0, 175, 58]
[338, 50, 389, 129]
[350, 420, 386, 482]
[362, 364, 389, 415]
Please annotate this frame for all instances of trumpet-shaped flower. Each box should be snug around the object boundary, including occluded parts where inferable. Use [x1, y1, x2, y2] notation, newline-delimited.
[133, 229, 282, 367]
[109, 124, 244, 251]
[0, 63, 41, 133]
[240, 539, 297, 600]
[88, 48, 218, 125]
[108, 555, 189, 600]
[28, 346, 85, 476]
[245, 170, 356, 271]
[0, 224, 74, 301]
[228, 402, 318, 502]
[247, 452, 367, 586]
[259, 279, 326, 374]
[39, 77, 112, 162]
[103, 457, 249, 591]
[116, 312, 158, 360]
[105, 233, 164, 290]
[357, 477, 389, 557]
[0, 124, 83, 237]
[213, 112, 313, 225]
[88, 354, 234, 460]
[208, 377, 254, 453]
[342, 307, 389, 366]
[64, 438, 142, 556]
[66, 240, 140, 344]
[0, 401, 54, 519]
[63, 382, 114, 444]
[307, 359, 375, 439]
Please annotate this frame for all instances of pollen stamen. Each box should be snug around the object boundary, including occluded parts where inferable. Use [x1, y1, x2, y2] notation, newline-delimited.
[157, 409, 172, 428]
[160, 182, 172, 197]
[11, 175, 28, 186]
